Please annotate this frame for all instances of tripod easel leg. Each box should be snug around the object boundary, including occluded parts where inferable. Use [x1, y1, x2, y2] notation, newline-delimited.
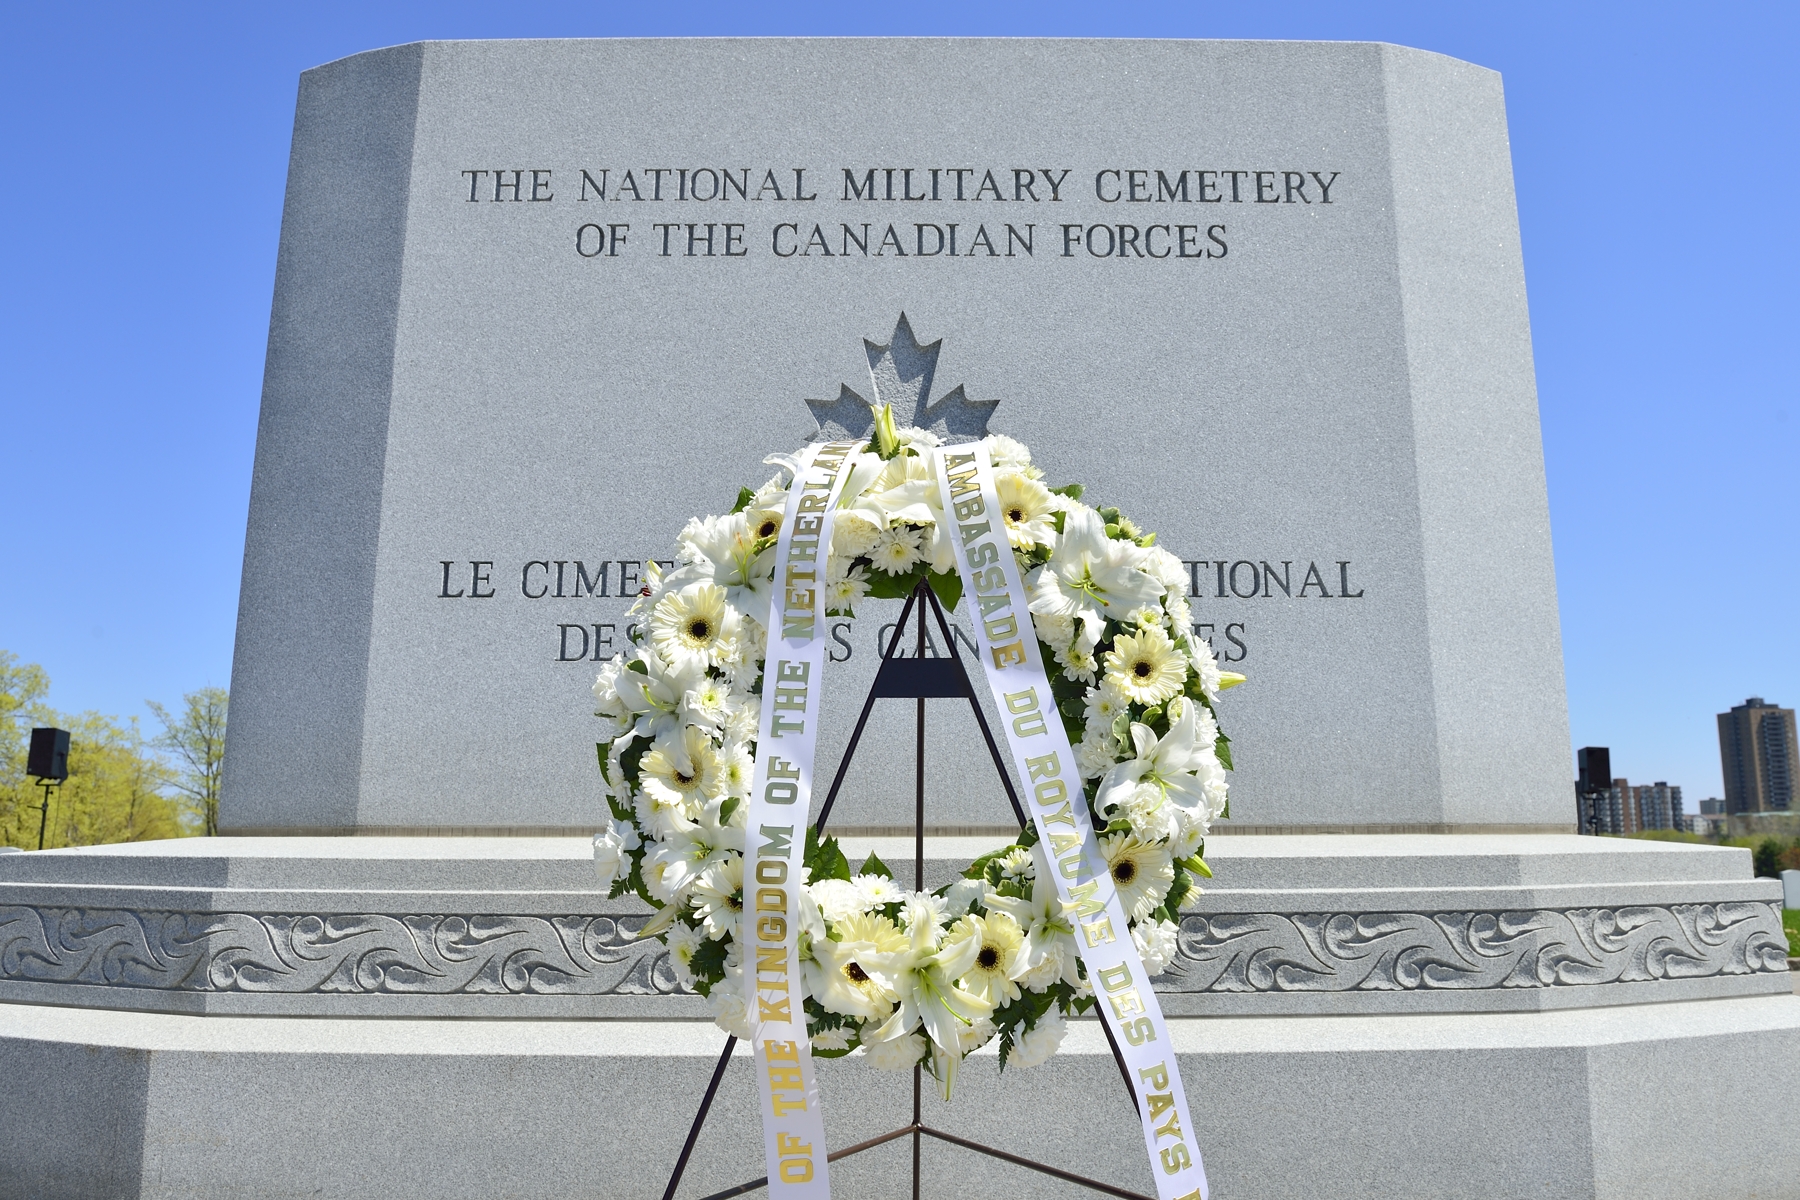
[662, 1035, 737, 1200]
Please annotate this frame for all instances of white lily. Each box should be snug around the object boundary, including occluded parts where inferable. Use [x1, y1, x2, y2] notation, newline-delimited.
[865, 894, 994, 1099]
[1027, 506, 1162, 649]
[984, 872, 1082, 990]
[1094, 698, 1223, 822]
[663, 510, 775, 616]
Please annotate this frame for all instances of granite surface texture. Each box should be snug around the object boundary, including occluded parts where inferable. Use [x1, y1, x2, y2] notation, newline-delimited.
[223, 37, 1571, 835]
[4, 995, 1797, 1200]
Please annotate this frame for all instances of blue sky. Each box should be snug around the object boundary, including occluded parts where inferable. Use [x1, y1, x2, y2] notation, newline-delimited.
[1, 2, 1794, 802]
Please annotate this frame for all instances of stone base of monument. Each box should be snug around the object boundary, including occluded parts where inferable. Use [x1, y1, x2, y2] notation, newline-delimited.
[2, 834, 1795, 1200]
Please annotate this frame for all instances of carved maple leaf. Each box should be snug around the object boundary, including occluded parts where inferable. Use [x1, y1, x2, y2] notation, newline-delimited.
[805, 314, 998, 441]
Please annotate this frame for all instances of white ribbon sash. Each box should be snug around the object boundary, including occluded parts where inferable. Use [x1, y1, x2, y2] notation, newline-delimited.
[745, 439, 858, 1198]
[933, 444, 1209, 1200]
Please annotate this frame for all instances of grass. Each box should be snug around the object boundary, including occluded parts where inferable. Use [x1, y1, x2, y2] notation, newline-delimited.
[1786, 910, 1799, 960]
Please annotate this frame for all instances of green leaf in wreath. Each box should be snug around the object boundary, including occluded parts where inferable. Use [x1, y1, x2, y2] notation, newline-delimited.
[596, 742, 611, 786]
[1214, 731, 1233, 771]
[859, 852, 894, 879]
[865, 566, 925, 600]
[1048, 482, 1085, 502]
[690, 935, 728, 984]
[927, 568, 963, 611]
[805, 826, 852, 882]
[732, 486, 757, 514]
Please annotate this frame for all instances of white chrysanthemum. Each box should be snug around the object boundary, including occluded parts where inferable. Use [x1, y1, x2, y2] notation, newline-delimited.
[689, 856, 744, 941]
[683, 675, 733, 730]
[863, 1030, 927, 1071]
[996, 847, 1035, 881]
[808, 877, 869, 923]
[1133, 919, 1181, 974]
[639, 726, 722, 811]
[1143, 546, 1188, 596]
[825, 561, 870, 615]
[664, 921, 704, 989]
[956, 1017, 997, 1055]
[832, 514, 882, 558]
[1083, 681, 1131, 736]
[811, 1029, 852, 1053]
[1075, 728, 1121, 780]
[591, 818, 640, 891]
[943, 912, 1024, 1007]
[984, 434, 1037, 476]
[1061, 646, 1098, 685]
[942, 877, 987, 917]
[899, 891, 947, 937]
[1104, 624, 1187, 706]
[855, 874, 905, 908]
[994, 472, 1059, 551]
[651, 583, 739, 673]
[1099, 833, 1175, 923]
[717, 741, 754, 800]
[1168, 803, 1207, 860]
[869, 524, 924, 575]
[1164, 592, 1192, 629]
[1032, 611, 1077, 656]
[1186, 634, 1224, 701]
[724, 699, 760, 745]
[709, 963, 756, 1039]
[1119, 781, 1180, 842]
[1008, 1010, 1066, 1068]
[592, 661, 632, 736]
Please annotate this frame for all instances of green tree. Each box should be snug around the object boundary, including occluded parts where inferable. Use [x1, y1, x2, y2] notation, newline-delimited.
[1753, 837, 1787, 879]
[149, 687, 228, 837]
[2, 650, 190, 849]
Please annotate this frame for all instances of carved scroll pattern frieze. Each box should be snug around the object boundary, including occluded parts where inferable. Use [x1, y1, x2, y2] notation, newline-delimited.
[0, 902, 1786, 999]
[0, 907, 687, 997]
[1154, 902, 1791, 993]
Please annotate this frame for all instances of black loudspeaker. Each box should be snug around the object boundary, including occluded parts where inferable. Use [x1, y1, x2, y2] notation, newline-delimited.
[1577, 746, 1611, 792]
[27, 728, 70, 781]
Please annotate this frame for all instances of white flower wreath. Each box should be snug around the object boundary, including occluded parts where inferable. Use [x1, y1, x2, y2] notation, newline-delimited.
[591, 421, 1242, 1090]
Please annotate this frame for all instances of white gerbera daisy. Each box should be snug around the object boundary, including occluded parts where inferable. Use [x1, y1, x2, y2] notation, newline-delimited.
[1008, 1009, 1066, 1068]
[746, 507, 784, 543]
[1098, 833, 1174, 922]
[639, 726, 722, 811]
[806, 912, 905, 1020]
[1133, 918, 1181, 974]
[869, 524, 924, 575]
[943, 912, 1024, 1007]
[994, 472, 1059, 550]
[651, 582, 739, 672]
[1104, 625, 1187, 706]
[689, 856, 744, 941]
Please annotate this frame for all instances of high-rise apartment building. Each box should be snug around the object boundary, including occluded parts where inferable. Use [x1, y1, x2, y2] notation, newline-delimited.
[1717, 698, 1799, 814]
[1634, 781, 1684, 832]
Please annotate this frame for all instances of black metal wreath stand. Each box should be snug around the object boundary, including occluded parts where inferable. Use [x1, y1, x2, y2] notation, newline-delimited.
[659, 580, 1151, 1200]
